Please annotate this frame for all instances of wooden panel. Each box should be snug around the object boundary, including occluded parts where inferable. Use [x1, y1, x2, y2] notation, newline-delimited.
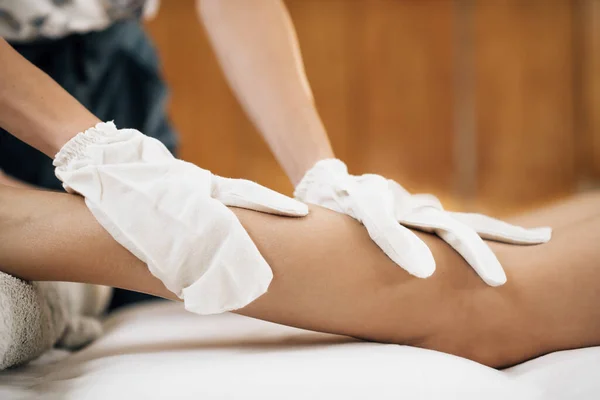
[285, 0, 356, 167]
[356, 0, 456, 198]
[581, 0, 600, 180]
[473, 0, 576, 214]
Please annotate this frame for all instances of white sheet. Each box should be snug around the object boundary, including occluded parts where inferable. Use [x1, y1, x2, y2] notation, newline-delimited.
[0, 302, 597, 400]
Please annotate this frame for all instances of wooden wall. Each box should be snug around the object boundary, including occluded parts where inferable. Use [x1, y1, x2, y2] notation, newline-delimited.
[145, 0, 600, 215]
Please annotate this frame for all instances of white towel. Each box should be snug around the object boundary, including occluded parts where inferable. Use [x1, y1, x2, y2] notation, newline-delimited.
[0, 271, 112, 370]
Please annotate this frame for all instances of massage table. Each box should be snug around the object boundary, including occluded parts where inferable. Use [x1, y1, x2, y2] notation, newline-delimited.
[1, 301, 598, 399]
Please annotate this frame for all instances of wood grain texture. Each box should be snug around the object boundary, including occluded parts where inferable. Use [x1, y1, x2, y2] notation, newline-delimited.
[285, 0, 356, 167]
[580, 0, 600, 180]
[473, 0, 576, 214]
[354, 0, 456, 198]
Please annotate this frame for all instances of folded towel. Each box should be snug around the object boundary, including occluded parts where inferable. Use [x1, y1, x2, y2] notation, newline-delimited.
[0, 271, 112, 370]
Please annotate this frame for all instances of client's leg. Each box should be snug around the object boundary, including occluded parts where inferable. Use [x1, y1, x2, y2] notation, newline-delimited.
[238, 192, 600, 368]
[0, 184, 599, 368]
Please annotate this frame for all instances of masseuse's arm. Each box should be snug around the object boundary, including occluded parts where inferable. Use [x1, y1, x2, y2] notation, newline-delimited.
[196, 1, 554, 286]
[0, 38, 100, 157]
[197, 0, 333, 185]
[1, 183, 599, 368]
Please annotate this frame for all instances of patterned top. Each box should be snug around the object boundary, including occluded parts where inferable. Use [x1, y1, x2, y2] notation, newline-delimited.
[0, 0, 159, 42]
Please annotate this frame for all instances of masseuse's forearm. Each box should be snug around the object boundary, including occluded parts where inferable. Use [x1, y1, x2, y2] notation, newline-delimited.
[0, 38, 100, 157]
[198, 0, 334, 184]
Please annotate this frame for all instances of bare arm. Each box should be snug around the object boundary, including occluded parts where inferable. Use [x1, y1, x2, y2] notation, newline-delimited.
[1, 184, 599, 368]
[0, 38, 100, 157]
[198, 0, 334, 184]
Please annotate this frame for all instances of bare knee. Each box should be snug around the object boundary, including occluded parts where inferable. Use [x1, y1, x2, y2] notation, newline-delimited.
[408, 288, 547, 368]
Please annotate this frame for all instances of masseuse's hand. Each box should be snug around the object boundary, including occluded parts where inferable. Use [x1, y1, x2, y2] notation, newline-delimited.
[294, 159, 551, 286]
[54, 122, 308, 315]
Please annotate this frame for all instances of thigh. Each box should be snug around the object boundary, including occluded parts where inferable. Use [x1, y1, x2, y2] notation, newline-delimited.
[414, 194, 600, 367]
[236, 193, 600, 367]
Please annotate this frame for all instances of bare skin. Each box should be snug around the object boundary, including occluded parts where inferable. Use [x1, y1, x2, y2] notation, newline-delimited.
[0, 39, 100, 157]
[0, 184, 599, 368]
[1, 0, 337, 185]
[198, 0, 334, 184]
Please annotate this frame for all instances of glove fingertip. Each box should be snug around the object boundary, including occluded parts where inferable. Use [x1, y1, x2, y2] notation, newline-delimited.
[508, 226, 553, 245]
[531, 226, 552, 243]
[214, 177, 310, 217]
[284, 200, 310, 216]
[369, 224, 437, 279]
[390, 249, 436, 279]
[478, 263, 507, 287]
[261, 198, 309, 217]
[485, 272, 507, 287]
[410, 260, 436, 279]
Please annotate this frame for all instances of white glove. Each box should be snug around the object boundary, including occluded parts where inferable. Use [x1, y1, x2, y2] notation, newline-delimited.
[54, 122, 308, 314]
[295, 159, 551, 286]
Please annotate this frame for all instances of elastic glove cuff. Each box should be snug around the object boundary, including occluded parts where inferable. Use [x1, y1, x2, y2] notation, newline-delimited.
[294, 158, 348, 200]
[53, 121, 119, 171]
